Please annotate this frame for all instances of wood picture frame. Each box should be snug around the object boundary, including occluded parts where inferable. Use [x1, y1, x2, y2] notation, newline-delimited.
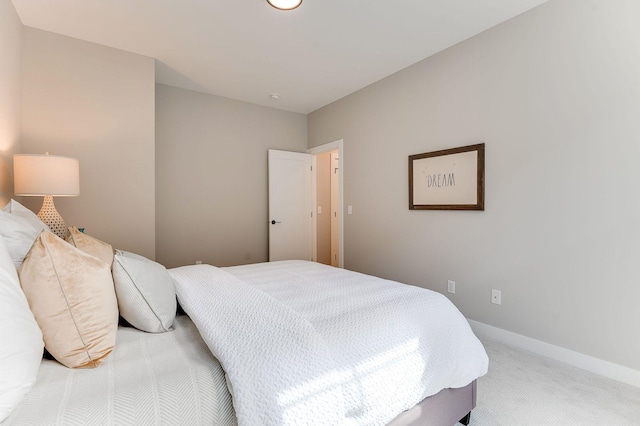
[409, 143, 485, 210]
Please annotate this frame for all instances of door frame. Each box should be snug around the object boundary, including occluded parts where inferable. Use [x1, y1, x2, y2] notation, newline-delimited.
[308, 139, 344, 268]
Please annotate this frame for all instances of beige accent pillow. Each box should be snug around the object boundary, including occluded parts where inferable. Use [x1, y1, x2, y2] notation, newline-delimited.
[18, 230, 118, 369]
[66, 226, 114, 268]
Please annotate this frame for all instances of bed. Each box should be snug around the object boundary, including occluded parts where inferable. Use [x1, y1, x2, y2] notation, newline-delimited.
[1, 207, 488, 426]
[4, 317, 478, 426]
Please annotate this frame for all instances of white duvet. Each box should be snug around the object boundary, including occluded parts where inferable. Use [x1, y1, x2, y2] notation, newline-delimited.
[170, 260, 488, 426]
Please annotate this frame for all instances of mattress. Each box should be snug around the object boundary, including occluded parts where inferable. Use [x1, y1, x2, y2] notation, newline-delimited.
[3, 315, 236, 426]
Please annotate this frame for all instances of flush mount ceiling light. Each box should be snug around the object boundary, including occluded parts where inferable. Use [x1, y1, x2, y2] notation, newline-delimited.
[267, 0, 302, 11]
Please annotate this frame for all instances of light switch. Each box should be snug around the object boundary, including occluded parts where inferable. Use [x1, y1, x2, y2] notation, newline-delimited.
[348, 205, 353, 215]
[317, 206, 322, 214]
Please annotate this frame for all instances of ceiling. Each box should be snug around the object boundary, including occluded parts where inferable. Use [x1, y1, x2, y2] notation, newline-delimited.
[11, 0, 548, 114]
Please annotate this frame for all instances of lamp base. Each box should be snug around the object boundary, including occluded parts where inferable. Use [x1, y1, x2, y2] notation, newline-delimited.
[37, 195, 69, 239]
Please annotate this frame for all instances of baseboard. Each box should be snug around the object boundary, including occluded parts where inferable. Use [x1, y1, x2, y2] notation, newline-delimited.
[467, 319, 640, 389]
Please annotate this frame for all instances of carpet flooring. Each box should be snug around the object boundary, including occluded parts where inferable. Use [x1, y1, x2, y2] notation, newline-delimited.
[470, 338, 640, 426]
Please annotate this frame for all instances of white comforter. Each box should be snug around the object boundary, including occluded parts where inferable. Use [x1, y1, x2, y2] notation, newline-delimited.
[170, 260, 488, 426]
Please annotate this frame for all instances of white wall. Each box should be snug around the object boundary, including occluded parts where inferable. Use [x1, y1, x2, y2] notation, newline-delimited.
[155, 84, 307, 268]
[21, 28, 156, 258]
[308, 0, 640, 372]
[0, 0, 23, 205]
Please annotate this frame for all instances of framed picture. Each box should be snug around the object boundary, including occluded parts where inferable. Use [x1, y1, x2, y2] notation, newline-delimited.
[409, 143, 485, 210]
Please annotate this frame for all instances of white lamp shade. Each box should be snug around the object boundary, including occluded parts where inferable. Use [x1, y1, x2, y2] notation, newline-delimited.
[13, 154, 80, 197]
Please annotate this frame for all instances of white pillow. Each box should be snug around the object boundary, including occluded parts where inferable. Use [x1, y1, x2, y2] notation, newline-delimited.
[0, 204, 48, 268]
[112, 250, 176, 333]
[0, 234, 44, 422]
[2, 199, 48, 231]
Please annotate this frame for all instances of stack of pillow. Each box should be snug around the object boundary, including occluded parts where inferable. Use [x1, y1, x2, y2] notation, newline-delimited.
[0, 200, 177, 422]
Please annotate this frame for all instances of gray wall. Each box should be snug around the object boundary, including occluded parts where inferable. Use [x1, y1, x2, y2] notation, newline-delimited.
[0, 0, 22, 205]
[308, 0, 640, 371]
[155, 84, 307, 268]
[20, 28, 156, 259]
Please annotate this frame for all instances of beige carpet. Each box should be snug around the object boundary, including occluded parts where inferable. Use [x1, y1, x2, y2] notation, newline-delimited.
[471, 338, 640, 426]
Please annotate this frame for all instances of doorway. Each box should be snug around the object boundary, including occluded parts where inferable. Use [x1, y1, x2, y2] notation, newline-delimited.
[309, 140, 344, 268]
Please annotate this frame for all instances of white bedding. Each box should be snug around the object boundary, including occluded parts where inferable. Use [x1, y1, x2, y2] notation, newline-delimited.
[171, 260, 488, 426]
[4, 316, 236, 426]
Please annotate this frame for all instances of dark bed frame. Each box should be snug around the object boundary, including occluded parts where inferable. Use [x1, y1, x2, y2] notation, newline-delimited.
[388, 380, 476, 426]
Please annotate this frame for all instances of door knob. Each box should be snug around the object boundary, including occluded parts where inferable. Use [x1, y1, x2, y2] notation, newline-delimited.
[271, 220, 281, 225]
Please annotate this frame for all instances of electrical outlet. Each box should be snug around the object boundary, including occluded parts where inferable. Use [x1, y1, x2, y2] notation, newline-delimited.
[447, 280, 456, 294]
[195, 260, 203, 265]
[491, 289, 501, 305]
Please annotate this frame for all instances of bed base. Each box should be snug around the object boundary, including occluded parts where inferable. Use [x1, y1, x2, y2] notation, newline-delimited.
[387, 380, 477, 426]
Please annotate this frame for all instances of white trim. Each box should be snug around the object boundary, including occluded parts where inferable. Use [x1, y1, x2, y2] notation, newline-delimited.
[308, 139, 344, 268]
[468, 319, 640, 389]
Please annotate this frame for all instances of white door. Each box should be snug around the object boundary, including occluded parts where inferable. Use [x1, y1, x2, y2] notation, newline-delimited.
[268, 149, 313, 262]
[330, 152, 340, 267]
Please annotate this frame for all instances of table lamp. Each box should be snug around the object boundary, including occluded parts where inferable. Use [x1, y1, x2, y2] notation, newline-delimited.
[13, 153, 80, 239]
